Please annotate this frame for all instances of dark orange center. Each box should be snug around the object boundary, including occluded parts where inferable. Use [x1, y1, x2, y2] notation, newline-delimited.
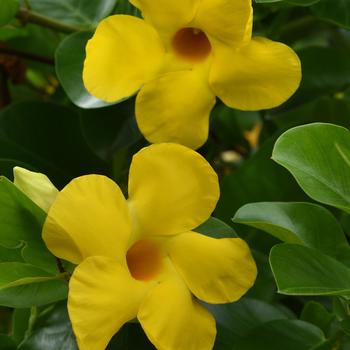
[126, 239, 162, 281]
[172, 28, 212, 62]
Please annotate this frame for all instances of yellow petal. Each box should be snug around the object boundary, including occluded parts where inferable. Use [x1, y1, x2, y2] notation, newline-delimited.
[136, 70, 216, 149]
[194, 0, 253, 46]
[43, 175, 131, 265]
[13, 167, 59, 212]
[69, 256, 148, 350]
[168, 232, 257, 303]
[128, 144, 219, 237]
[209, 37, 302, 111]
[130, 0, 199, 38]
[138, 277, 216, 350]
[83, 15, 164, 102]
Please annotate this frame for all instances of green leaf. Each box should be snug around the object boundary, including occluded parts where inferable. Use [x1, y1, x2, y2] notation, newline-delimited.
[270, 244, 350, 296]
[0, 0, 19, 26]
[216, 137, 306, 223]
[79, 99, 142, 161]
[26, 0, 117, 27]
[0, 335, 16, 350]
[19, 301, 155, 350]
[233, 202, 348, 258]
[312, 0, 350, 29]
[107, 324, 155, 350]
[0, 102, 108, 187]
[286, 48, 350, 108]
[0, 177, 56, 272]
[0, 244, 24, 263]
[19, 302, 77, 350]
[341, 318, 350, 336]
[12, 308, 31, 344]
[272, 123, 350, 213]
[301, 301, 335, 333]
[255, 0, 320, 5]
[233, 320, 325, 350]
[286, 0, 320, 5]
[208, 298, 290, 339]
[0, 263, 67, 308]
[55, 31, 114, 109]
[195, 217, 238, 238]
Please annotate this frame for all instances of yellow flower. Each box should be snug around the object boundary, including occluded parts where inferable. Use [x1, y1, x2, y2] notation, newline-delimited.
[83, 0, 301, 150]
[42, 143, 257, 350]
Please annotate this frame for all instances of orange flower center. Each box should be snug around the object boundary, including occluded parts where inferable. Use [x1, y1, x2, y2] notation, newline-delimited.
[126, 239, 163, 281]
[172, 28, 212, 62]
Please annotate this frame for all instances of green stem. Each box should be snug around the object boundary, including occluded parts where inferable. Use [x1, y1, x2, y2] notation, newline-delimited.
[16, 7, 86, 33]
[21, 306, 38, 344]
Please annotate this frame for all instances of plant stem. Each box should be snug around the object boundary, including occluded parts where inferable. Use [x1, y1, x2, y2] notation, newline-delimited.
[55, 257, 66, 274]
[0, 47, 54, 65]
[0, 66, 11, 108]
[16, 7, 86, 33]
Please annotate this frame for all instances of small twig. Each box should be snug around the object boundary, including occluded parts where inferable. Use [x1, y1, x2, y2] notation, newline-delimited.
[56, 257, 66, 274]
[0, 66, 11, 108]
[0, 47, 54, 65]
[16, 7, 85, 33]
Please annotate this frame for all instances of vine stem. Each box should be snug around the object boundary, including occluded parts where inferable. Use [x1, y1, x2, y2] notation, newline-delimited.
[0, 47, 54, 65]
[16, 7, 86, 33]
[0, 67, 11, 108]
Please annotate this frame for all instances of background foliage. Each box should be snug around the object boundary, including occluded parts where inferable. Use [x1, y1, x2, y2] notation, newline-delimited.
[0, 0, 350, 349]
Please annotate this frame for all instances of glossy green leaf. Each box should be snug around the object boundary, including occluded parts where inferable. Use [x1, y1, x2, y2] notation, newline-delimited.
[233, 202, 348, 258]
[272, 123, 350, 213]
[286, 48, 350, 108]
[19, 302, 77, 350]
[301, 301, 335, 333]
[79, 99, 142, 161]
[107, 324, 155, 350]
[55, 31, 113, 109]
[19, 301, 156, 350]
[0, 245, 23, 263]
[0, 0, 19, 26]
[0, 177, 56, 272]
[255, 0, 320, 3]
[26, 0, 117, 28]
[270, 244, 350, 296]
[208, 298, 290, 339]
[312, 0, 350, 29]
[0, 102, 108, 187]
[233, 319, 325, 350]
[0, 263, 67, 308]
[286, 0, 320, 5]
[216, 137, 306, 223]
[195, 217, 238, 238]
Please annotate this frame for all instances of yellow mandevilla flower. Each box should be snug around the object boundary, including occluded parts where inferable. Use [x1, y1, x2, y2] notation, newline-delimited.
[42, 143, 257, 350]
[83, 0, 301, 150]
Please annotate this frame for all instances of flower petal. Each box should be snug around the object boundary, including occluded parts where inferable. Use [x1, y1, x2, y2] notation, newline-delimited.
[83, 15, 164, 102]
[209, 37, 302, 111]
[69, 256, 148, 350]
[136, 70, 216, 149]
[138, 277, 216, 350]
[128, 144, 219, 237]
[194, 0, 253, 46]
[168, 232, 257, 303]
[43, 175, 131, 265]
[13, 167, 58, 213]
[130, 0, 200, 37]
